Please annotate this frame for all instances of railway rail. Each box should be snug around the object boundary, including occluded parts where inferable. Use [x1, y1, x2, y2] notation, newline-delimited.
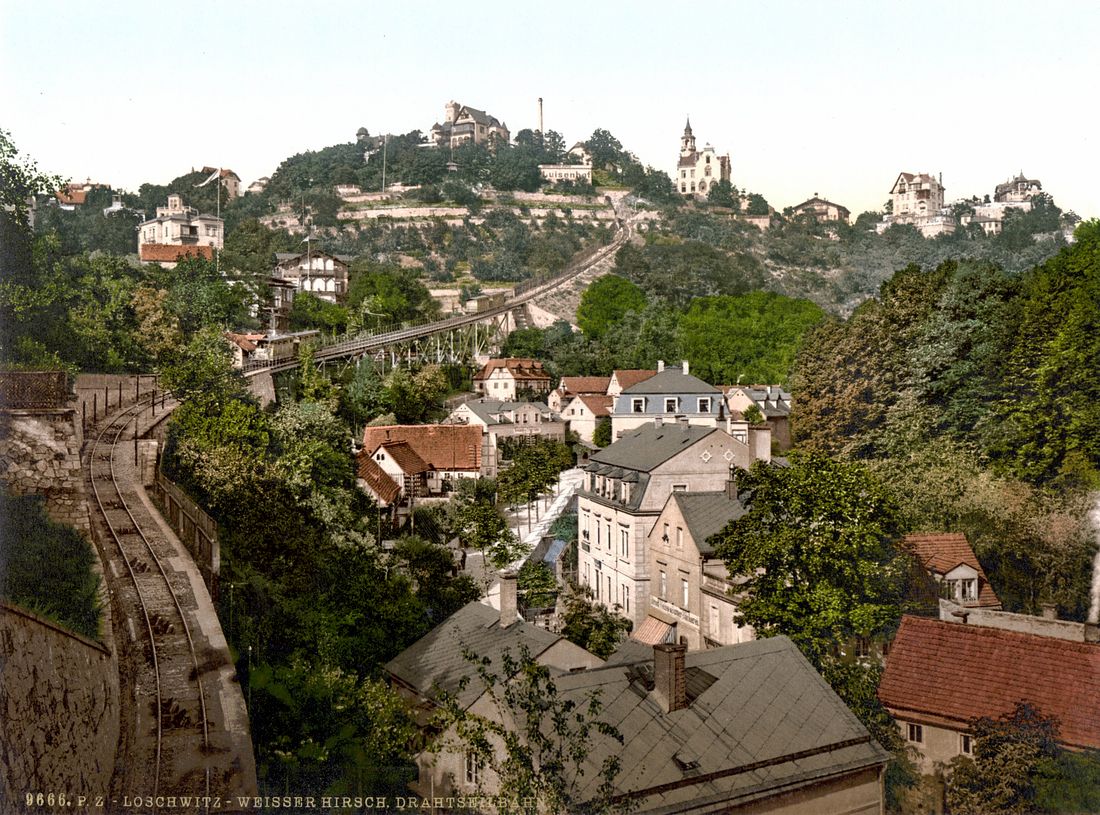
[85, 395, 214, 810]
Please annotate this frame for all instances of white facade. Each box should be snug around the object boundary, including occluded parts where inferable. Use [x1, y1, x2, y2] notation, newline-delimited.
[138, 194, 223, 249]
[576, 426, 754, 628]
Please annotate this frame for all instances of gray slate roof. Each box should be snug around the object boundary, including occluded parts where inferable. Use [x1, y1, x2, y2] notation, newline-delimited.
[384, 601, 560, 710]
[553, 637, 889, 812]
[590, 424, 719, 473]
[672, 492, 746, 555]
[623, 367, 721, 396]
[462, 398, 552, 426]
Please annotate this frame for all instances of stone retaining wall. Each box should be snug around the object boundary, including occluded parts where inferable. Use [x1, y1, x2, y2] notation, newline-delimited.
[0, 600, 119, 811]
[0, 408, 89, 531]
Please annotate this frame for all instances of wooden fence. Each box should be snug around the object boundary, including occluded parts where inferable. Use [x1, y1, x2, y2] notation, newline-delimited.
[153, 472, 220, 600]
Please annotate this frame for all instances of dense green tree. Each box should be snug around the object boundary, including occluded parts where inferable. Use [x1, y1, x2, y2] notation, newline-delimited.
[706, 179, 739, 210]
[714, 454, 907, 666]
[945, 703, 1060, 815]
[346, 262, 438, 327]
[289, 291, 350, 334]
[584, 129, 625, 172]
[744, 193, 770, 216]
[560, 586, 631, 659]
[391, 536, 480, 623]
[576, 274, 647, 339]
[592, 417, 612, 448]
[677, 292, 825, 385]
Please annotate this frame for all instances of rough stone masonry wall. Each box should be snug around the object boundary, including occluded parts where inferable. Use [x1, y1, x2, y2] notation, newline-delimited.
[0, 408, 89, 531]
[0, 600, 120, 811]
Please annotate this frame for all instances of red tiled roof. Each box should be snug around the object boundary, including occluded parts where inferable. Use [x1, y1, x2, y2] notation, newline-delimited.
[879, 616, 1100, 750]
[904, 533, 1000, 608]
[362, 425, 482, 472]
[576, 394, 613, 417]
[140, 243, 215, 263]
[55, 188, 88, 205]
[473, 358, 550, 383]
[612, 369, 657, 390]
[559, 376, 611, 395]
[380, 441, 430, 474]
[357, 456, 401, 505]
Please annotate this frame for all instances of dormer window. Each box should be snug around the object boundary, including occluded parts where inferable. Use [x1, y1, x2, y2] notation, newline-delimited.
[664, 397, 678, 412]
[632, 397, 645, 413]
[698, 397, 711, 413]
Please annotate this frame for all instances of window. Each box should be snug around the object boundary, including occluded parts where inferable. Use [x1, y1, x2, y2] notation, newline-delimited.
[681, 578, 690, 608]
[465, 751, 483, 785]
[664, 397, 678, 412]
[960, 734, 972, 755]
[676, 527, 683, 550]
[632, 397, 645, 413]
[709, 604, 719, 634]
[623, 584, 630, 613]
[607, 575, 612, 602]
[698, 397, 711, 413]
[659, 570, 668, 600]
[960, 578, 977, 601]
[906, 723, 923, 744]
[606, 523, 612, 551]
[620, 527, 629, 558]
[662, 522, 670, 543]
[673, 484, 687, 493]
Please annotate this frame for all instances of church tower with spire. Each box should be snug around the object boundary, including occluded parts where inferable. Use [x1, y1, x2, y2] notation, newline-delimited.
[680, 117, 696, 157]
[675, 116, 730, 198]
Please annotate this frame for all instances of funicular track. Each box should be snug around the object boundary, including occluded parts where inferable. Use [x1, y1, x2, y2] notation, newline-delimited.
[85, 395, 215, 811]
[243, 216, 634, 376]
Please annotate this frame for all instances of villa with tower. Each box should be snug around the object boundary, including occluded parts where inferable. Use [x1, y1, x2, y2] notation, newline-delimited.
[676, 118, 730, 198]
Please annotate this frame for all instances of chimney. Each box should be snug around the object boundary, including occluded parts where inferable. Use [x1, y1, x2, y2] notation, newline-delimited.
[654, 416, 664, 427]
[681, 360, 689, 375]
[726, 466, 738, 500]
[499, 571, 518, 628]
[1085, 622, 1100, 644]
[1041, 603, 1058, 621]
[653, 643, 688, 713]
[657, 360, 665, 372]
[677, 416, 689, 427]
[538, 97, 544, 134]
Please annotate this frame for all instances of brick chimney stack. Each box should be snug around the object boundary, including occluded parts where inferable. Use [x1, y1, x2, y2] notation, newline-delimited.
[499, 571, 518, 628]
[653, 642, 688, 713]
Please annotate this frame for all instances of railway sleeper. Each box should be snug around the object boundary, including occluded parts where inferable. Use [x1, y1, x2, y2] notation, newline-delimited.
[158, 698, 193, 729]
[149, 613, 175, 635]
[115, 525, 138, 535]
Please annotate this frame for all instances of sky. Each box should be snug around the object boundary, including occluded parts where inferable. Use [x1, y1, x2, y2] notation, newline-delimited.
[2, 0, 1098, 218]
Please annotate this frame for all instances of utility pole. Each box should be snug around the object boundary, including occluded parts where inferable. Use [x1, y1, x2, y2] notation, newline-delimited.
[381, 134, 388, 193]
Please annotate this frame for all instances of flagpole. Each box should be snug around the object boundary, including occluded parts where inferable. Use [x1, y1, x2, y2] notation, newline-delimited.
[216, 168, 221, 275]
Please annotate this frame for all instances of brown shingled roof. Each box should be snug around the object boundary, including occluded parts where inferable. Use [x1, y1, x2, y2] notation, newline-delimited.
[576, 394, 613, 417]
[473, 358, 550, 383]
[903, 532, 1000, 608]
[612, 369, 657, 390]
[356, 455, 401, 505]
[362, 425, 482, 472]
[140, 244, 215, 263]
[380, 441, 430, 474]
[879, 616, 1100, 750]
[559, 376, 611, 395]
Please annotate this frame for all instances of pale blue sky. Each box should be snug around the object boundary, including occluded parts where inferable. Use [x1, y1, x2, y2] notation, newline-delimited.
[3, 0, 1097, 217]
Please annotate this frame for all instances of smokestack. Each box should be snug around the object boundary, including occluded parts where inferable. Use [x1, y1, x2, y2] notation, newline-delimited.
[653, 643, 688, 713]
[499, 571, 518, 627]
[538, 97, 544, 134]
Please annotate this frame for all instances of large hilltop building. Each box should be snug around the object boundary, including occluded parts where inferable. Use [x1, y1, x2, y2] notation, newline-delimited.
[430, 100, 509, 149]
[960, 171, 1044, 235]
[138, 194, 223, 267]
[877, 172, 955, 238]
[676, 118, 730, 198]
